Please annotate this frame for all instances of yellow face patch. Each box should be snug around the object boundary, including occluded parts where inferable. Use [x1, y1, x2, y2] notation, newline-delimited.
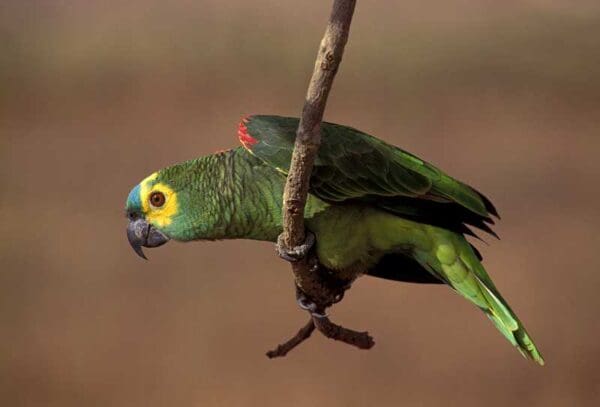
[140, 173, 179, 228]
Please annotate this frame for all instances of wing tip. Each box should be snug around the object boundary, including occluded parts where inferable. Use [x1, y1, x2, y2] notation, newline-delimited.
[478, 190, 501, 219]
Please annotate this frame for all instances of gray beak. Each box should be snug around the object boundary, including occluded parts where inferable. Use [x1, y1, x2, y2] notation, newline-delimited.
[127, 218, 170, 260]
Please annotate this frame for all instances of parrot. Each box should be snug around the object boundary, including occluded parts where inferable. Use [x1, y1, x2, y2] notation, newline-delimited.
[125, 115, 544, 365]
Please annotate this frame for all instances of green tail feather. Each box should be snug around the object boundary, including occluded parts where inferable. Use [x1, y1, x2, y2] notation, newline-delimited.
[429, 232, 545, 365]
[481, 289, 545, 365]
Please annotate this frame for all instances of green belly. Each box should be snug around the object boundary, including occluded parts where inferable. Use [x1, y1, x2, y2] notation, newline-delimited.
[306, 204, 434, 272]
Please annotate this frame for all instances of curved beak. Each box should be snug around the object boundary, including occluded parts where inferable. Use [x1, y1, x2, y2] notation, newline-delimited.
[127, 218, 170, 260]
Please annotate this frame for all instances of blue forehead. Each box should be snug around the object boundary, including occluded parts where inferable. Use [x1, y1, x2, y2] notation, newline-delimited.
[126, 184, 142, 211]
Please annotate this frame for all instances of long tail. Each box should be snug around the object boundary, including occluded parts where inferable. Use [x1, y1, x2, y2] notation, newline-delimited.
[421, 229, 544, 365]
[477, 279, 544, 365]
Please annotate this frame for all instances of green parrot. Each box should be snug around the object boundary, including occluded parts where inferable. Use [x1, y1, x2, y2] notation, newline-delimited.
[125, 115, 544, 365]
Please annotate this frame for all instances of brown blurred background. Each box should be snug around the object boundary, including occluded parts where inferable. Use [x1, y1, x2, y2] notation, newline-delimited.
[2, 1, 599, 406]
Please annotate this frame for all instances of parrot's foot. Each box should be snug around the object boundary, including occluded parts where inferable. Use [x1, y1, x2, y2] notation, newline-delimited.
[296, 286, 328, 318]
[276, 231, 315, 262]
[295, 282, 349, 318]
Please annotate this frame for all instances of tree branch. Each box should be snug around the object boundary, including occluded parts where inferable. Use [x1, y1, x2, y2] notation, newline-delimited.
[271, 0, 373, 357]
[281, 0, 356, 250]
[266, 316, 374, 359]
[313, 316, 374, 349]
[266, 319, 315, 358]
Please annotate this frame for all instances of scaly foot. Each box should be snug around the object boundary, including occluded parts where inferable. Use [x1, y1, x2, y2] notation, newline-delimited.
[276, 231, 315, 262]
[295, 285, 327, 318]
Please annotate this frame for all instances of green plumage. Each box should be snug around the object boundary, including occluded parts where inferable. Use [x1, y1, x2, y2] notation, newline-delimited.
[126, 115, 544, 365]
[245, 115, 499, 237]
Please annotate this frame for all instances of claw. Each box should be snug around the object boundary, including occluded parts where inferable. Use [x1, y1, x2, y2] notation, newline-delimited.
[276, 231, 316, 262]
[311, 309, 328, 319]
[333, 291, 345, 303]
[297, 297, 315, 311]
[295, 286, 328, 318]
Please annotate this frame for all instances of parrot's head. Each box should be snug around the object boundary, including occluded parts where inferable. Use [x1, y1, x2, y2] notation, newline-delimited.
[125, 171, 182, 259]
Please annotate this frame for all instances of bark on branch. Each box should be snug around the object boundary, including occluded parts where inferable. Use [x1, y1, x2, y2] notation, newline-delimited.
[281, 0, 356, 251]
[272, 0, 374, 356]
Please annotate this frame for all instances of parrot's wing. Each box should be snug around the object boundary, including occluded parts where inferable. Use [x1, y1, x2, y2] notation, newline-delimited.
[240, 115, 498, 236]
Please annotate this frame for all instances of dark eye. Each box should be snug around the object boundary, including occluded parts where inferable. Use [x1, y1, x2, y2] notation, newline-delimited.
[149, 191, 166, 208]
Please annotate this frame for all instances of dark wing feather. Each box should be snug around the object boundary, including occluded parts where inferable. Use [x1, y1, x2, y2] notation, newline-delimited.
[367, 253, 444, 284]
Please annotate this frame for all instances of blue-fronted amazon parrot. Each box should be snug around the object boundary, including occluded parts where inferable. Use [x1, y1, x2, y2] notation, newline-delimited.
[125, 115, 544, 365]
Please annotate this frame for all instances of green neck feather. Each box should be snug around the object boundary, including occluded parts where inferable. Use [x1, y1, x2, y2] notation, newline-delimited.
[158, 148, 292, 242]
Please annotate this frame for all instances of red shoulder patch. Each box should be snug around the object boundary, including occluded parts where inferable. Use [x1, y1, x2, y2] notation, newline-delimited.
[238, 116, 258, 149]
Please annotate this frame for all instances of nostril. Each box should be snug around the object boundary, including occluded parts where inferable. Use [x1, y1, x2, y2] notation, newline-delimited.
[127, 211, 140, 221]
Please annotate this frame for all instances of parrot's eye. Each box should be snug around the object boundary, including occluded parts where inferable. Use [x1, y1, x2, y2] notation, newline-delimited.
[149, 191, 166, 208]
